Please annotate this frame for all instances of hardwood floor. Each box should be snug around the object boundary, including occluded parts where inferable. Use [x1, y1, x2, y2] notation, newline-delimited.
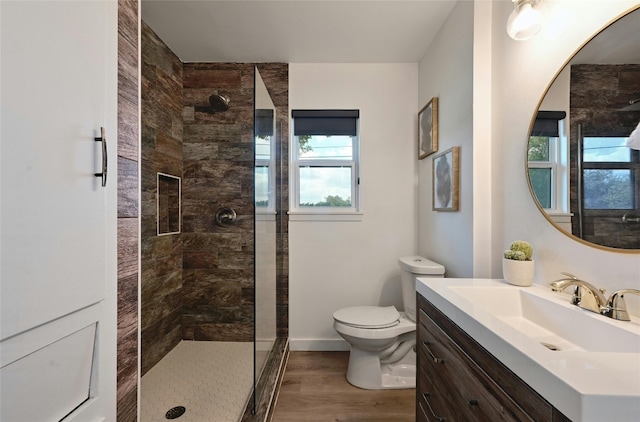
[270, 351, 415, 422]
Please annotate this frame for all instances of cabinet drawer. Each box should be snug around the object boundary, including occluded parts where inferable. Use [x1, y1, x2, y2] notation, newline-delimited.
[419, 309, 531, 422]
[417, 400, 429, 422]
[418, 397, 445, 422]
[418, 347, 468, 421]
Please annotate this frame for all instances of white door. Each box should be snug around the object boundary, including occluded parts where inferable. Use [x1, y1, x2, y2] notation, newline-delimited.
[1, 1, 118, 420]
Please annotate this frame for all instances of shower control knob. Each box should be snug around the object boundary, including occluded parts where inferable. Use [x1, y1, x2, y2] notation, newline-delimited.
[215, 207, 237, 227]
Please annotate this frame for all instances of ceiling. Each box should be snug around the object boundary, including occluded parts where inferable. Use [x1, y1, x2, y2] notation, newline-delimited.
[141, 0, 458, 63]
[571, 6, 640, 65]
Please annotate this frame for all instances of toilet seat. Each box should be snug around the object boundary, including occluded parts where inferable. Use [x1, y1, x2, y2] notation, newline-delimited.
[333, 306, 400, 329]
[334, 314, 415, 341]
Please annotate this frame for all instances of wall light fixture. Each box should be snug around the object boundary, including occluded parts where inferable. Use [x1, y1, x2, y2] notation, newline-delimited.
[507, 0, 543, 40]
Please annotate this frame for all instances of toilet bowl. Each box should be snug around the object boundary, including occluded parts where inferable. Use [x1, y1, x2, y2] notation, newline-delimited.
[333, 256, 445, 390]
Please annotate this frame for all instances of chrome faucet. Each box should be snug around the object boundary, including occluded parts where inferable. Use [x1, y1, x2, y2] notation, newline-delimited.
[602, 289, 640, 321]
[549, 272, 607, 314]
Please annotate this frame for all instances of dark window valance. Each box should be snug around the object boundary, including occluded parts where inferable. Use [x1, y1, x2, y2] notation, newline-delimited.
[292, 109, 359, 136]
[255, 109, 274, 137]
[532, 111, 567, 137]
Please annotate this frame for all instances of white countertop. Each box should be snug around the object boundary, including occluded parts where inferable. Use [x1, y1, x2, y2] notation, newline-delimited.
[416, 277, 640, 422]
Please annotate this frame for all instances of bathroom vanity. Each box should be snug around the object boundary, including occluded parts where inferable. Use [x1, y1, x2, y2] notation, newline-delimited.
[417, 293, 569, 421]
[416, 278, 640, 422]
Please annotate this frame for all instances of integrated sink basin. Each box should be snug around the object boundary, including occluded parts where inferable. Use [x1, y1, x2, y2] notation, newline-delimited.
[416, 278, 640, 422]
[448, 285, 640, 354]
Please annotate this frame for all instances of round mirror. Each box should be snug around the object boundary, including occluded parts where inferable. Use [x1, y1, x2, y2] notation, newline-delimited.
[527, 7, 640, 251]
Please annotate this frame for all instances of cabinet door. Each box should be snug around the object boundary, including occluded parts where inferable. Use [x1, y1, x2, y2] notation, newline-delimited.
[1, 1, 118, 420]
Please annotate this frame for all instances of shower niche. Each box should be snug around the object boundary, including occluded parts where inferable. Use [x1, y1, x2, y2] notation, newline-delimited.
[157, 172, 181, 235]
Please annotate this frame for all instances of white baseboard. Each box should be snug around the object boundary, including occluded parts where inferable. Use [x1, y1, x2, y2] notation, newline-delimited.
[289, 338, 350, 351]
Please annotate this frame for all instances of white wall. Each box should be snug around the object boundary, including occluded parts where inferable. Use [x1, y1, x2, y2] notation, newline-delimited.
[418, 1, 475, 278]
[540, 66, 572, 229]
[289, 63, 419, 350]
[490, 0, 640, 314]
[288, 0, 640, 351]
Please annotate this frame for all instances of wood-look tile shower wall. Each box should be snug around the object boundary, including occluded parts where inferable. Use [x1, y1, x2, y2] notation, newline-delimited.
[141, 26, 289, 347]
[182, 63, 256, 341]
[140, 22, 184, 375]
[181, 63, 290, 341]
[117, 0, 140, 419]
[569, 64, 640, 248]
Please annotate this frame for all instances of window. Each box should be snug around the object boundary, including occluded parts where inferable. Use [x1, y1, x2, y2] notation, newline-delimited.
[528, 136, 557, 209]
[582, 136, 638, 210]
[255, 109, 275, 213]
[291, 110, 360, 217]
[528, 111, 568, 212]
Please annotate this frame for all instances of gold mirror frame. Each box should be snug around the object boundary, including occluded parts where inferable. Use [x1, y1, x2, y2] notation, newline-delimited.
[526, 5, 640, 254]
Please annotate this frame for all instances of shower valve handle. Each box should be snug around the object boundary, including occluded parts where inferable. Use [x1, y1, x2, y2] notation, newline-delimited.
[215, 208, 237, 227]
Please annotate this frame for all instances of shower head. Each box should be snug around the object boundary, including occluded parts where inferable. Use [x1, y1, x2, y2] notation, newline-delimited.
[194, 94, 230, 114]
[209, 94, 230, 112]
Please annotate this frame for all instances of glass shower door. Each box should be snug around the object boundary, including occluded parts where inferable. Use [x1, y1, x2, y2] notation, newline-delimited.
[253, 67, 278, 412]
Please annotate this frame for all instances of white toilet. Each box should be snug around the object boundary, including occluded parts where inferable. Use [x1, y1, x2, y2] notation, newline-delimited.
[333, 256, 445, 390]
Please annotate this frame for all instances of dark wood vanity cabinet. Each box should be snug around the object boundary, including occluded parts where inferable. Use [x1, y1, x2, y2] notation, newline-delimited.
[416, 293, 572, 422]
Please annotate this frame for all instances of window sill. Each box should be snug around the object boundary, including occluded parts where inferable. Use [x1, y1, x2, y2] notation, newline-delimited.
[288, 211, 363, 222]
[545, 210, 573, 217]
[544, 211, 573, 225]
[256, 212, 277, 222]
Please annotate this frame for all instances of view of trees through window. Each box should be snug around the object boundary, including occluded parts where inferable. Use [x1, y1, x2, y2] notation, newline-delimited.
[528, 136, 553, 209]
[583, 170, 633, 209]
[582, 137, 636, 210]
[296, 135, 354, 208]
[300, 195, 351, 207]
[528, 136, 638, 211]
[255, 135, 272, 209]
[296, 136, 352, 207]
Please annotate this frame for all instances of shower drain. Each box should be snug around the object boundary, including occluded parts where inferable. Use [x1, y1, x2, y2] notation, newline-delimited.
[165, 406, 186, 419]
[540, 342, 560, 351]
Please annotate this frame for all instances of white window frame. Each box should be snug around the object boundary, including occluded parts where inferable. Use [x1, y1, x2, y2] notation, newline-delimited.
[255, 131, 276, 215]
[289, 121, 361, 221]
[581, 136, 639, 211]
[528, 120, 569, 214]
[528, 136, 559, 209]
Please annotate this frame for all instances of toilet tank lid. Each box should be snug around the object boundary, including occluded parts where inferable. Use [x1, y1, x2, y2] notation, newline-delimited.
[398, 256, 445, 275]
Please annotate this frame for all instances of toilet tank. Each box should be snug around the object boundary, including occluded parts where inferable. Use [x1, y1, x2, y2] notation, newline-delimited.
[398, 256, 445, 322]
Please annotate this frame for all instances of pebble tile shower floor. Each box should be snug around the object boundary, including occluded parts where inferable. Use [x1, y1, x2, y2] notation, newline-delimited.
[141, 341, 253, 422]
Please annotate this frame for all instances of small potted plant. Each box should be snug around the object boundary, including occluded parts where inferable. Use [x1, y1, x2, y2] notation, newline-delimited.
[502, 240, 534, 286]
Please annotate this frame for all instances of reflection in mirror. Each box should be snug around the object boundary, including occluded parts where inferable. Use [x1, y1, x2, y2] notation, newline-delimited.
[253, 67, 277, 413]
[528, 7, 640, 250]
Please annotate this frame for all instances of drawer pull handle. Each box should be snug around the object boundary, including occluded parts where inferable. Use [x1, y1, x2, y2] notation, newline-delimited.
[423, 393, 446, 421]
[469, 399, 479, 406]
[423, 341, 445, 364]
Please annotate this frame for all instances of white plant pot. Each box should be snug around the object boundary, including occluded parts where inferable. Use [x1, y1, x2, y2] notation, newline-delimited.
[502, 258, 534, 287]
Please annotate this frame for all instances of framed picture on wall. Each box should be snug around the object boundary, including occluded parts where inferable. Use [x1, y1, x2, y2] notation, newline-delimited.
[418, 97, 438, 159]
[432, 146, 459, 211]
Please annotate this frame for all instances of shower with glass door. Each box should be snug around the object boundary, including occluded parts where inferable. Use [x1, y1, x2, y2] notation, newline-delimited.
[139, 19, 285, 420]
